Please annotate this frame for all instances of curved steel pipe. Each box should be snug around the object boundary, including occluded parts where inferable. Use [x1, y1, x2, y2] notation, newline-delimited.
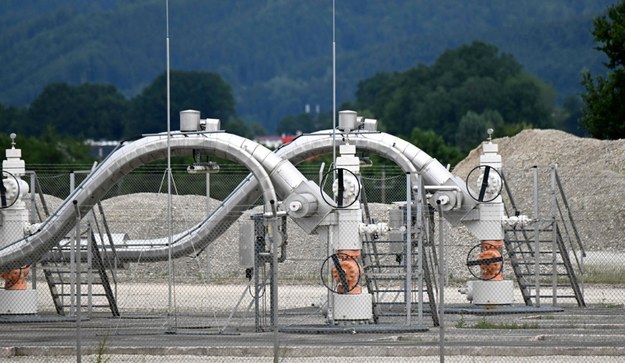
[277, 130, 476, 213]
[0, 129, 475, 270]
[0, 133, 278, 270]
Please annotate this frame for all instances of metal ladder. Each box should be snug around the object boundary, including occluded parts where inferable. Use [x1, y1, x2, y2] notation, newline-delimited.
[29, 167, 120, 316]
[502, 167, 585, 307]
[360, 175, 439, 325]
[41, 202, 120, 316]
[42, 240, 119, 316]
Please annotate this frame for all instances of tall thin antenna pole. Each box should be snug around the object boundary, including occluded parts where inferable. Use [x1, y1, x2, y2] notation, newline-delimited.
[332, 0, 336, 166]
[327, 0, 337, 326]
[165, 0, 175, 331]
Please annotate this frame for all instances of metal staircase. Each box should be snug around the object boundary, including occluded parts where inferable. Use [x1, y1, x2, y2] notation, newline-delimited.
[360, 175, 439, 325]
[29, 170, 120, 316]
[41, 207, 120, 316]
[41, 229, 120, 317]
[502, 166, 585, 307]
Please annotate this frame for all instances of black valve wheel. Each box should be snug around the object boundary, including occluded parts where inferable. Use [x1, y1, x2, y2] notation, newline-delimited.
[0, 170, 20, 209]
[466, 165, 503, 203]
[319, 168, 361, 209]
[320, 253, 362, 294]
[465, 243, 504, 281]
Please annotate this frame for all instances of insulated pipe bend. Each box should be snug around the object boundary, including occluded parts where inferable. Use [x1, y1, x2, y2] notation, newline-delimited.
[205, 132, 308, 198]
[0, 133, 277, 270]
[0, 129, 474, 270]
[283, 130, 451, 186]
[276, 131, 417, 176]
[275, 130, 476, 215]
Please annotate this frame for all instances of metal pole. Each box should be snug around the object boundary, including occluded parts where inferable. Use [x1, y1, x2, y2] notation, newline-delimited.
[269, 201, 279, 363]
[206, 173, 211, 214]
[28, 172, 36, 224]
[165, 0, 176, 332]
[416, 174, 424, 325]
[69, 172, 76, 316]
[328, 0, 337, 327]
[206, 173, 212, 280]
[533, 166, 540, 308]
[87, 220, 93, 317]
[405, 173, 412, 325]
[331, 0, 336, 169]
[73, 200, 82, 363]
[29, 172, 37, 290]
[437, 201, 445, 363]
[254, 218, 261, 332]
[381, 166, 386, 204]
[550, 164, 558, 306]
[327, 225, 334, 325]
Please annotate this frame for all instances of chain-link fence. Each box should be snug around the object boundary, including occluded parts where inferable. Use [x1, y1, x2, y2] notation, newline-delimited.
[0, 162, 623, 362]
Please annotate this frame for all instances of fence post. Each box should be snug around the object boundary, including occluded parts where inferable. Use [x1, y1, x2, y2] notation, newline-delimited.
[73, 200, 82, 363]
[405, 173, 412, 325]
[533, 166, 541, 308]
[551, 164, 558, 306]
[269, 200, 280, 363]
[69, 172, 76, 316]
[437, 200, 445, 362]
[29, 172, 37, 290]
[416, 173, 424, 325]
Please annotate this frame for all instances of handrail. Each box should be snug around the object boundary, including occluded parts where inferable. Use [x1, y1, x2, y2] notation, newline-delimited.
[554, 168, 586, 257]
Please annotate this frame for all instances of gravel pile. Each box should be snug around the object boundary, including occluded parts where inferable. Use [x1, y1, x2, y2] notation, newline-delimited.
[29, 129, 625, 282]
[453, 129, 625, 252]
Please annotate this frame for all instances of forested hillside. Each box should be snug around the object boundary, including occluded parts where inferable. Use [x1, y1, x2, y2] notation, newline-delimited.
[0, 0, 616, 132]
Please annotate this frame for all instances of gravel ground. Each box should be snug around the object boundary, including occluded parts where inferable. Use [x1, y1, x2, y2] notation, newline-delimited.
[1, 356, 623, 363]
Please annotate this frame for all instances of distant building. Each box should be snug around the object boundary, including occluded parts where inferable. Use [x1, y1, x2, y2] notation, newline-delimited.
[254, 133, 300, 149]
[85, 139, 120, 159]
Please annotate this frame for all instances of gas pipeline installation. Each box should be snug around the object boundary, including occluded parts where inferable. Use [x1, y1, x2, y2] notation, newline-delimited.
[0, 109, 584, 334]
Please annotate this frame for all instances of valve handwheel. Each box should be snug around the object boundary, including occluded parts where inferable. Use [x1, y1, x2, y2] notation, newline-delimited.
[0, 170, 20, 209]
[465, 242, 505, 281]
[319, 168, 361, 209]
[466, 165, 503, 203]
[320, 252, 362, 294]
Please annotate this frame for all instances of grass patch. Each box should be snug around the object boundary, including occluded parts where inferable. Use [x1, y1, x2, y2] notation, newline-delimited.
[93, 335, 110, 363]
[583, 265, 625, 285]
[597, 303, 624, 308]
[473, 318, 539, 329]
[527, 315, 556, 320]
[456, 316, 539, 329]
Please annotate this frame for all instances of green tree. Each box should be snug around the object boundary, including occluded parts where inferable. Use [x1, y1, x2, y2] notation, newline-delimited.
[0, 128, 94, 165]
[0, 103, 28, 135]
[355, 41, 556, 145]
[581, 1, 625, 139]
[27, 82, 128, 140]
[225, 118, 254, 139]
[553, 95, 585, 136]
[455, 110, 504, 154]
[126, 70, 237, 138]
[409, 128, 463, 168]
[250, 122, 267, 137]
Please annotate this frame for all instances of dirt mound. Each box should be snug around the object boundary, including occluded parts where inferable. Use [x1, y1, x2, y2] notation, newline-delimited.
[454, 129, 625, 251]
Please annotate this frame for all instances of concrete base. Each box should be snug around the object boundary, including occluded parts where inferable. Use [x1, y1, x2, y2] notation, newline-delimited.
[332, 293, 372, 322]
[470, 280, 514, 305]
[0, 289, 37, 314]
